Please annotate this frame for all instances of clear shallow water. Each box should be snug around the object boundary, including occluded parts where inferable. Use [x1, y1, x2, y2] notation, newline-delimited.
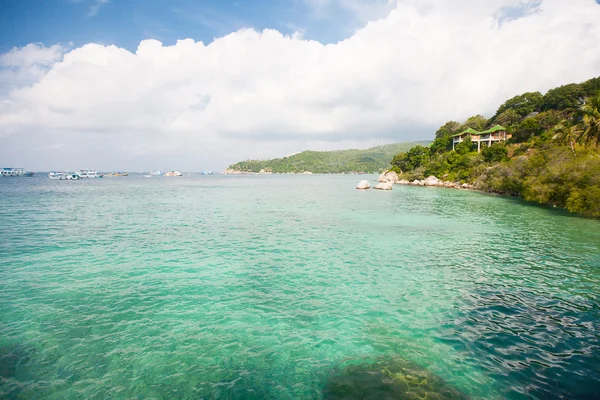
[1, 174, 599, 399]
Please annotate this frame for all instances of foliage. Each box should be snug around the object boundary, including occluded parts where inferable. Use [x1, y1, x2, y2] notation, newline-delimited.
[388, 75, 600, 217]
[435, 121, 461, 138]
[480, 145, 600, 217]
[552, 119, 579, 155]
[228, 142, 430, 174]
[481, 143, 508, 163]
[541, 83, 584, 111]
[579, 93, 600, 147]
[454, 136, 474, 154]
[429, 135, 452, 154]
[391, 145, 430, 172]
[459, 115, 488, 131]
[493, 91, 543, 120]
[512, 110, 562, 142]
[494, 109, 521, 128]
[581, 77, 600, 96]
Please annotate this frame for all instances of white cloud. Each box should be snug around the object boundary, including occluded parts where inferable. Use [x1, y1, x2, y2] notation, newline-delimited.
[1, 0, 600, 171]
[0, 43, 64, 95]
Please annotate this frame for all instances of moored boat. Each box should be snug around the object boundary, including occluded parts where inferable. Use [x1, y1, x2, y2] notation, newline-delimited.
[48, 171, 81, 180]
[164, 170, 183, 177]
[1, 167, 35, 177]
[105, 172, 129, 177]
[149, 170, 162, 176]
[79, 169, 103, 178]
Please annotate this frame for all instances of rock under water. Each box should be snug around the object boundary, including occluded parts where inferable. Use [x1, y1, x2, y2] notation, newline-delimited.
[323, 357, 469, 400]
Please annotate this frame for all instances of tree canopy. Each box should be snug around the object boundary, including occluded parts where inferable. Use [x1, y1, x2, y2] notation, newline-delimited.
[493, 91, 543, 120]
[459, 115, 488, 131]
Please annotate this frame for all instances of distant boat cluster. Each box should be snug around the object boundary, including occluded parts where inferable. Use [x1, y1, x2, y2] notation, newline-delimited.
[105, 172, 129, 177]
[48, 169, 104, 180]
[2, 168, 215, 180]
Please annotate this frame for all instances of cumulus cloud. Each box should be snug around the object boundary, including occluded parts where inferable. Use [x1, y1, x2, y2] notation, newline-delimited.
[1, 0, 600, 170]
[0, 43, 63, 95]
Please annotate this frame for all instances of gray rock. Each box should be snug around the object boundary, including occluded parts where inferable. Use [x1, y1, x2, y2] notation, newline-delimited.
[356, 180, 371, 190]
[374, 182, 393, 190]
[378, 170, 399, 183]
[424, 176, 440, 186]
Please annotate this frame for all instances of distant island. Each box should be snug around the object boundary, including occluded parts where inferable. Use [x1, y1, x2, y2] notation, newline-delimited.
[226, 142, 430, 174]
[387, 76, 600, 218]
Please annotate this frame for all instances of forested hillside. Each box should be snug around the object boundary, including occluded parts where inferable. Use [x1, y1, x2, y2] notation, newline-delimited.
[390, 76, 600, 217]
[228, 142, 429, 174]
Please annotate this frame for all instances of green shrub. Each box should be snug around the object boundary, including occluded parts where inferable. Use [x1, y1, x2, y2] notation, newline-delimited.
[482, 143, 508, 163]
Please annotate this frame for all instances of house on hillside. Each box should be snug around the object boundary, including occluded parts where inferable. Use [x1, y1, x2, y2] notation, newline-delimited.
[451, 125, 511, 152]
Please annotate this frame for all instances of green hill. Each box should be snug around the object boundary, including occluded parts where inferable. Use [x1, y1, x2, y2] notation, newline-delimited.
[228, 142, 430, 174]
[390, 75, 600, 217]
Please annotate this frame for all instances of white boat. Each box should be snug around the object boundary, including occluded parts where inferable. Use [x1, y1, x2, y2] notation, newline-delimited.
[144, 175, 152, 178]
[48, 171, 80, 180]
[164, 170, 183, 177]
[149, 170, 162, 176]
[79, 169, 103, 178]
[1, 167, 35, 177]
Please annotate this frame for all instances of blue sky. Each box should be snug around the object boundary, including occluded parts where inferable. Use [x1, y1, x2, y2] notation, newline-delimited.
[0, 0, 389, 53]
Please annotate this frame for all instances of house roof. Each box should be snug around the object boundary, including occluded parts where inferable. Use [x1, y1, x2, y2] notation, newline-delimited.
[450, 125, 506, 137]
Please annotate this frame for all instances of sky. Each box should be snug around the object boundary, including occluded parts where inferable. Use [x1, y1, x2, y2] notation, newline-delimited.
[1, 0, 600, 171]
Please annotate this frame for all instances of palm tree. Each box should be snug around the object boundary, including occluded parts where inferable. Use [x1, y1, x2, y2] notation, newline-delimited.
[579, 93, 600, 148]
[552, 119, 580, 155]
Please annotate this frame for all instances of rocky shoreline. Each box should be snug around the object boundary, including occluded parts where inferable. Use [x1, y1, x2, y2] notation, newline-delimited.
[357, 170, 476, 191]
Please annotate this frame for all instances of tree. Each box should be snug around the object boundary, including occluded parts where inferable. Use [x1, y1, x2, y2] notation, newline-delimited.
[493, 91, 543, 119]
[552, 119, 580, 155]
[581, 76, 600, 97]
[481, 143, 508, 162]
[535, 110, 563, 132]
[513, 117, 542, 142]
[494, 109, 521, 127]
[460, 115, 488, 131]
[435, 121, 461, 139]
[429, 135, 452, 154]
[391, 146, 430, 172]
[579, 93, 600, 147]
[454, 136, 475, 155]
[542, 83, 584, 111]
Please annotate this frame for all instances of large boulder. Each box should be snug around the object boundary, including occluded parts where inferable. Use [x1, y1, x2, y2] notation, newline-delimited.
[356, 180, 371, 190]
[374, 182, 393, 190]
[378, 170, 399, 183]
[423, 176, 440, 186]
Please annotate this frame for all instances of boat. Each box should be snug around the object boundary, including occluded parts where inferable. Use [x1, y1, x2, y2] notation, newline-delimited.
[149, 170, 162, 176]
[105, 172, 129, 177]
[144, 175, 152, 178]
[164, 170, 183, 177]
[79, 169, 103, 178]
[201, 170, 214, 175]
[48, 171, 81, 180]
[1, 167, 35, 177]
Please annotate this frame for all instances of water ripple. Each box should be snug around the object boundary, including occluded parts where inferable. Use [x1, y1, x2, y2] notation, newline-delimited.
[1, 175, 599, 399]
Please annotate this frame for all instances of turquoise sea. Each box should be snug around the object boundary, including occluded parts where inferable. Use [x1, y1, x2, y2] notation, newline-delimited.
[1, 174, 599, 399]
